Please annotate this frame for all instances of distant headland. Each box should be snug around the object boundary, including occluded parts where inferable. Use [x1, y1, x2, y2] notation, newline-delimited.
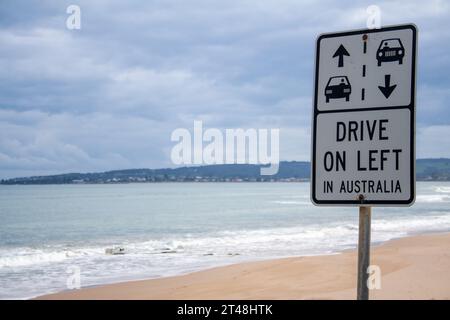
[2, 159, 450, 185]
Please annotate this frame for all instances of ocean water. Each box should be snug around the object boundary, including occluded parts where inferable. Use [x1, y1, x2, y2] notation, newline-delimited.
[1, 182, 450, 299]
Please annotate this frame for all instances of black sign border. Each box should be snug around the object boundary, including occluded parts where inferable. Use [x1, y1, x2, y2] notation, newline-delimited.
[311, 24, 417, 206]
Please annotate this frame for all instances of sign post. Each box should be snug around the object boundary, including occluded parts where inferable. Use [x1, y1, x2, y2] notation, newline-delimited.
[311, 24, 417, 300]
[357, 205, 371, 300]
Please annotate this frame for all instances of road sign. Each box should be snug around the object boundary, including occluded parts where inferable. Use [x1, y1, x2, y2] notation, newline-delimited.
[311, 24, 417, 206]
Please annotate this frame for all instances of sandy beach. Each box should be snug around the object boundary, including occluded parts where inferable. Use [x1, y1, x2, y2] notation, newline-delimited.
[37, 232, 450, 300]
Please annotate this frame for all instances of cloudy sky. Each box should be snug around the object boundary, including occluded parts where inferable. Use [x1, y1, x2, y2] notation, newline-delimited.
[1, 0, 450, 178]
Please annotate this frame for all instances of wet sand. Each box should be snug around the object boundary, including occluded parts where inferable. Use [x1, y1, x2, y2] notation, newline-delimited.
[38, 233, 450, 300]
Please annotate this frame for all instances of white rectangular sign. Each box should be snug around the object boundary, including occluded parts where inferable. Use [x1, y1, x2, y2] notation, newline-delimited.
[311, 24, 417, 206]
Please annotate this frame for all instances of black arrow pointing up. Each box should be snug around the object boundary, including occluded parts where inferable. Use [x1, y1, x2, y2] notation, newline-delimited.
[332, 44, 350, 68]
[378, 74, 397, 98]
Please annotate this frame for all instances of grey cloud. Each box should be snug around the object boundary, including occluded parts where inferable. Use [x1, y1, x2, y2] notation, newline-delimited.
[0, 0, 450, 178]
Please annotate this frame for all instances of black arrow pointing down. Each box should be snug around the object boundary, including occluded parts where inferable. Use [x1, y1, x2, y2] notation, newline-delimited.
[378, 74, 397, 98]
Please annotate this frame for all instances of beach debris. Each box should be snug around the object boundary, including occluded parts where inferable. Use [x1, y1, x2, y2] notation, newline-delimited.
[160, 250, 177, 254]
[105, 247, 126, 255]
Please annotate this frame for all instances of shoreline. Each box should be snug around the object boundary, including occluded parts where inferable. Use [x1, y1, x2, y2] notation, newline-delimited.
[37, 232, 450, 300]
[2, 180, 448, 186]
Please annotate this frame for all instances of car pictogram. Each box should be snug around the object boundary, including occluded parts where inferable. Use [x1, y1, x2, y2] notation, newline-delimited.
[325, 76, 351, 103]
[376, 38, 405, 66]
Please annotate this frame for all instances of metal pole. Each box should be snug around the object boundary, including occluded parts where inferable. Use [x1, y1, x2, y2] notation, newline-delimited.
[357, 206, 371, 300]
